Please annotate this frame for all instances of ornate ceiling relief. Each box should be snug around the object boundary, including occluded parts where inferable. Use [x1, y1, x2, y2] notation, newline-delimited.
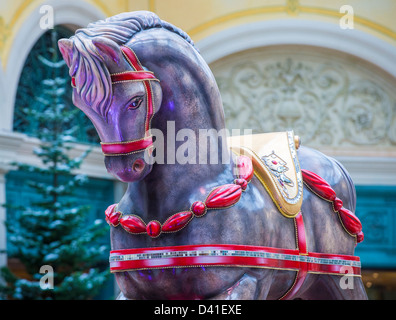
[212, 46, 396, 155]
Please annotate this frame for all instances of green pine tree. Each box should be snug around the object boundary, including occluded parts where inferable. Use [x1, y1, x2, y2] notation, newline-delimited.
[0, 30, 109, 300]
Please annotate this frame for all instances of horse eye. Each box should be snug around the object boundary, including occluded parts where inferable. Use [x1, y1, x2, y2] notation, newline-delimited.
[128, 97, 143, 110]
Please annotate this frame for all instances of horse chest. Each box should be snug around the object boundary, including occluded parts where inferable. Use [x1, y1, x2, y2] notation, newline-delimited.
[120, 266, 246, 299]
[111, 204, 267, 299]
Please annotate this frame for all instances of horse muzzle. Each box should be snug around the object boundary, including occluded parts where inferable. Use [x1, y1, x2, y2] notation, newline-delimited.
[105, 155, 152, 182]
[102, 138, 154, 182]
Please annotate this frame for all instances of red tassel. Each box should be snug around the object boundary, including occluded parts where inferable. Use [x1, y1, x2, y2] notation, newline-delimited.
[302, 169, 363, 244]
[338, 207, 362, 235]
[356, 231, 364, 243]
[301, 169, 336, 201]
[205, 184, 242, 209]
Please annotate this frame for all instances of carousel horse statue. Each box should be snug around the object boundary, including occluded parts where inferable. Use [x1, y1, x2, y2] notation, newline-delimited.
[58, 11, 367, 299]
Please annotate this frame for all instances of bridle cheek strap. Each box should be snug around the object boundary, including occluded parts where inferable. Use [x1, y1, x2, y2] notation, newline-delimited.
[72, 46, 158, 156]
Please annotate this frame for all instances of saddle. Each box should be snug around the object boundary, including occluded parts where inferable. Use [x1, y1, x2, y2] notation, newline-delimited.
[228, 131, 303, 218]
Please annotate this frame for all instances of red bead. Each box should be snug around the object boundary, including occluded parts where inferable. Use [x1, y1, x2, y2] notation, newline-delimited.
[191, 201, 206, 217]
[120, 215, 146, 234]
[108, 211, 122, 226]
[146, 220, 162, 238]
[162, 211, 193, 232]
[205, 184, 242, 209]
[105, 204, 117, 217]
[234, 179, 248, 191]
[105, 204, 121, 226]
[236, 155, 254, 182]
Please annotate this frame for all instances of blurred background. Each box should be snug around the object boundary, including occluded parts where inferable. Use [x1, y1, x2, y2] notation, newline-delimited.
[0, 0, 395, 299]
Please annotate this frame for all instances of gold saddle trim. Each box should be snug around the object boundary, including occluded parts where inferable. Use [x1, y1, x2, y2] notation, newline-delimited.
[228, 131, 303, 218]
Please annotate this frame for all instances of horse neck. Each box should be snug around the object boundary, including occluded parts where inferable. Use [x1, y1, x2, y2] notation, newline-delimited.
[127, 36, 232, 218]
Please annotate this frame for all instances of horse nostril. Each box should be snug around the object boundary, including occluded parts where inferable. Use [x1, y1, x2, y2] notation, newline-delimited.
[132, 159, 145, 172]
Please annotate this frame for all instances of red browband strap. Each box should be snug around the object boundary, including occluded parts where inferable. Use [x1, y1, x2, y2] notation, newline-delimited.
[110, 71, 157, 83]
[72, 46, 158, 156]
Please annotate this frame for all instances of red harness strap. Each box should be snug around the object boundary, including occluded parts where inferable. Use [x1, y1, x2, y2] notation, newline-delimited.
[110, 71, 157, 83]
[119, 46, 154, 134]
[71, 46, 159, 156]
[109, 211, 360, 299]
[100, 46, 157, 156]
[110, 243, 360, 274]
[279, 211, 308, 300]
[107, 171, 362, 299]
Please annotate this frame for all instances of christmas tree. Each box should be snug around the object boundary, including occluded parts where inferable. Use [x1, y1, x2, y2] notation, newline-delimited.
[0, 30, 109, 300]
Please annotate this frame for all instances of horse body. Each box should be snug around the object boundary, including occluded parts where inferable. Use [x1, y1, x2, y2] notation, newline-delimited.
[58, 11, 367, 299]
[113, 146, 365, 300]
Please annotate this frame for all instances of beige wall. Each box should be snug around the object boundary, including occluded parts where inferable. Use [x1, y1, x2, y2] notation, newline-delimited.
[1, 0, 396, 69]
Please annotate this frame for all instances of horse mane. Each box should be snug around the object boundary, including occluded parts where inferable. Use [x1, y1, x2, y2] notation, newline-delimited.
[67, 11, 196, 119]
[79, 11, 196, 49]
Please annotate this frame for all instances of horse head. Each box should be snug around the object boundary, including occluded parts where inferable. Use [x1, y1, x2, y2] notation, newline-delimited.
[58, 16, 163, 182]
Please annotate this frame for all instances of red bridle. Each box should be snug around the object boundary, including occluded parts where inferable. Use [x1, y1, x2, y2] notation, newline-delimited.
[72, 46, 159, 156]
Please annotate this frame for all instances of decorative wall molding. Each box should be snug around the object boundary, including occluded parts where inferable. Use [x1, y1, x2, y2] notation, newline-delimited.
[212, 47, 396, 149]
[210, 45, 396, 186]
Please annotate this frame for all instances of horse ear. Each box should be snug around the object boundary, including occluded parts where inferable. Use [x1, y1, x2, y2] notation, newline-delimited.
[58, 38, 73, 67]
[92, 38, 122, 67]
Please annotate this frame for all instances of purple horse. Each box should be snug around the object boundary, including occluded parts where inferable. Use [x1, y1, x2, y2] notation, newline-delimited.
[58, 11, 367, 300]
